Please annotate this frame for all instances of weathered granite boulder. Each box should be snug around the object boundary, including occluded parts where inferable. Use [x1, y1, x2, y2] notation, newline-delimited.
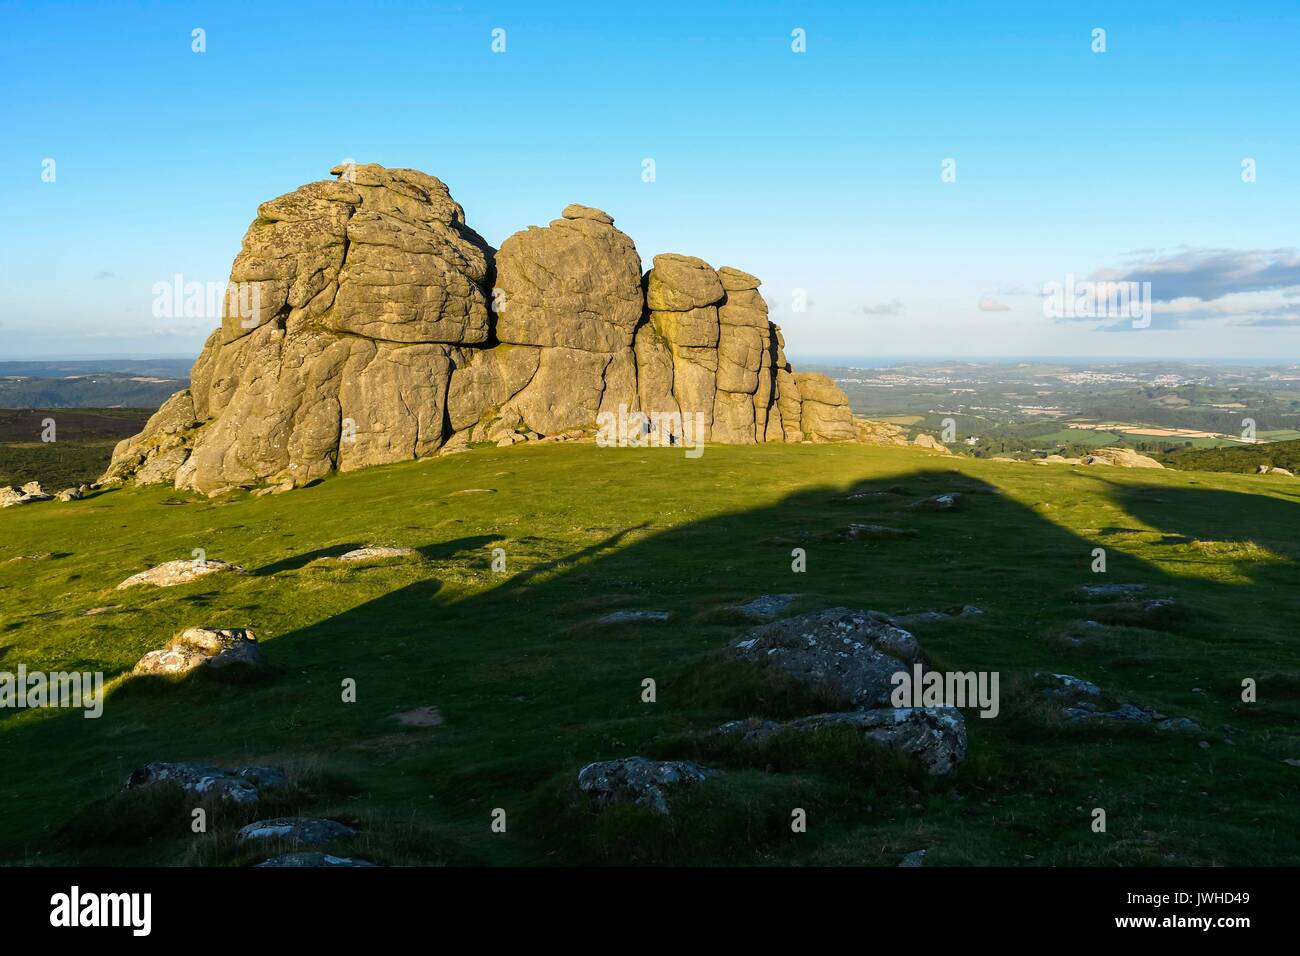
[237, 817, 356, 845]
[0, 482, 52, 507]
[132, 627, 264, 676]
[795, 372, 855, 442]
[717, 707, 967, 776]
[494, 205, 642, 351]
[126, 762, 287, 804]
[1081, 447, 1164, 469]
[1034, 672, 1200, 732]
[577, 757, 718, 815]
[731, 608, 921, 709]
[333, 546, 417, 562]
[115, 559, 246, 590]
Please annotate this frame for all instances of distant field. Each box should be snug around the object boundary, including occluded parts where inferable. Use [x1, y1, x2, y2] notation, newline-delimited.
[876, 415, 924, 426]
[0, 408, 151, 488]
[1025, 428, 1121, 447]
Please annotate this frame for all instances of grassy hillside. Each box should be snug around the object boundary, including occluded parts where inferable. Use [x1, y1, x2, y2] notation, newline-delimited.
[1, 443, 1298, 866]
[1161, 438, 1300, 475]
[0, 408, 153, 489]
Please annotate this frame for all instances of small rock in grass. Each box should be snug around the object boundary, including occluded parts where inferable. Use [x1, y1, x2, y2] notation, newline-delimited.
[335, 546, 417, 562]
[577, 757, 718, 815]
[730, 594, 800, 621]
[237, 817, 356, 845]
[907, 493, 961, 511]
[391, 706, 443, 727]
[1077, 583, 1148, 598]
[115, 559, 246, 590]
[126, 762, 287, 805]
[891, 605, 983, 626]
[597, 610, 671, 624]
[256, 852, 377, 867]
[717, 707, 967, 776]
[837, 523, 917, 541]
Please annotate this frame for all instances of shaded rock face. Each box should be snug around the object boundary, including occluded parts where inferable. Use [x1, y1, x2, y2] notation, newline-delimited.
[104, 164, 857, 494]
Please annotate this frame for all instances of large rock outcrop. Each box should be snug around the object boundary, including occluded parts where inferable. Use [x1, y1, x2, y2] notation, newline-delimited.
[104, 164, 862, 494]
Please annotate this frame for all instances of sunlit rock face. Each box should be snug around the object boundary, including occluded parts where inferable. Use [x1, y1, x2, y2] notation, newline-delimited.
[104, 164, 854, 495]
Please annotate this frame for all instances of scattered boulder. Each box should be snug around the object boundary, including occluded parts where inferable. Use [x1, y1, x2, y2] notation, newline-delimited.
[597, 610, 671, 625]
[911, 434, 951, 454]
[1034, 673, 1200, 732]
[0, 482, 52, 507]
[115, 559, 246, 590]
[1036, 672, 1102, 703]
[55, 486, 86, 502]
[731, 608, 920, 709]
[907, 493, 961, 511]
[132, 627, 264, 677]
[1080, 448, 1164, 469]
[237, 817, 356, 845]
[1076, 583, 1148, 598]
[126, 762, 287, 805]
[729, 593, 800, 621]
[1086, 597, 1186, 630]
[577, 757, 719, 815]
[854, 420, 911, 447]
[334, 546, 418, 562]
[899, 849, 927, 867]
[837, 523, 917, 541]
[890, 605, 983, 627]
[256, 852, 377, 867]
[391, 705, 443, 727]
[717, 707, 967, 775]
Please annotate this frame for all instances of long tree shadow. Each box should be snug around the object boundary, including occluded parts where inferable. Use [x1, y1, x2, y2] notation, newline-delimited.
[4, 462, 1299, 865]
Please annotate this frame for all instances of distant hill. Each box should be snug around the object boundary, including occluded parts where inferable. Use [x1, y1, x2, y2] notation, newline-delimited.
[1161, 438, 1300, 474]
[0, 362, 188, 409]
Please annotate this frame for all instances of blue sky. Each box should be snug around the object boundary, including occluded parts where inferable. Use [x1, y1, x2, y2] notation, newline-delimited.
[2, 0, 1298, 360]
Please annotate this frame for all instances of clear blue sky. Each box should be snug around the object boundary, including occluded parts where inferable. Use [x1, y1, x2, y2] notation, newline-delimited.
[2, 0, 1298, 360]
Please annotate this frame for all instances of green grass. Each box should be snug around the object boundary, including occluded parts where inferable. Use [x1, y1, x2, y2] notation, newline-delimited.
[1162, 437, 1300, 474]
[1, 442, 1298, 866]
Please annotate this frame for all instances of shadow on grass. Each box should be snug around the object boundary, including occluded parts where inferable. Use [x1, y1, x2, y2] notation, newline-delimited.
[4, 459, 1299, 865]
